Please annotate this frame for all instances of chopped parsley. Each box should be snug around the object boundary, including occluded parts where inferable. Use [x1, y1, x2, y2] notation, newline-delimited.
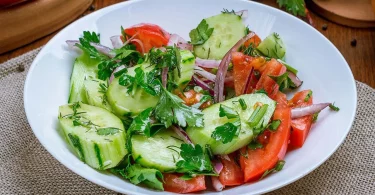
[267, 119, 281, 131]
[329, 103, 340, 111]
[304, 90, 313, 102]
[176, 144, 216, 176]
[189, 19, 214, 45]
[128, 108, 153, 137]
[260, 160, 286, 180]
[155, 85, 204, 128]
[248, 140, 263, 150]
[269, 72, 299, 91]
[211, 105, 241, 144]
[126, 164, 164, 190]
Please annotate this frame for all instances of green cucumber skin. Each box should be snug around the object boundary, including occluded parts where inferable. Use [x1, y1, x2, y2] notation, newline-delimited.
[174, 50, 195, 90]
[106, 63, 159, 117]
[58, 103, 127, 170]
[68, 53, 100, 103]
[257, 33, 286, 59]
[131, 129, 184, 172]
[83, 78, 113, 112]
[194, 13, 246, 60]
[186, 94, 276, 155]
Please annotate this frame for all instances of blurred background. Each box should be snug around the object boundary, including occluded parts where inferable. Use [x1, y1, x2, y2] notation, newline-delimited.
[0, 0, 374, 87]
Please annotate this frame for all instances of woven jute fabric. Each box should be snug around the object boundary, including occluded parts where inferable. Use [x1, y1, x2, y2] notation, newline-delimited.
[0, 48, 374, 195]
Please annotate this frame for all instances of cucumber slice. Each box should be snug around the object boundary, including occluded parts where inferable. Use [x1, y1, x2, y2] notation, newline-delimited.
[107, 50, 196, 116]
[83, 78, 112, 112]
[68, 52, 100, 103]
[131, 129, 184, 172]
[174, 50, 195, 89]
[107, 63, 159, 117]
[186, 94, 276, 155]
[257, 32, 286, 59]
[58, 103, 127, 170]
[193, 13, 246, 60]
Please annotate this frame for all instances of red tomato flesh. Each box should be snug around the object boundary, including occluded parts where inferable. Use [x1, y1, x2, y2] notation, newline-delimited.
[124, 23, 170, 53]
[219, 153, 244, 186]
[163, 173, 206, 194]
[288, 90, 314, 148]
[255, 59, 286, 100]
[239, 92, 291, 182]
[232, 52, 266, 96]
[244, 34, 262, 47]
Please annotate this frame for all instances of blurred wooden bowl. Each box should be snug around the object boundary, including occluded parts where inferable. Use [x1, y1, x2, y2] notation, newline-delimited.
[0, 0, 93, 54]
[306, 0, 375, 28]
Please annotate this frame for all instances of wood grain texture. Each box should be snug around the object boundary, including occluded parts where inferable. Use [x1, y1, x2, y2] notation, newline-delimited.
[0, 0, 374, 88]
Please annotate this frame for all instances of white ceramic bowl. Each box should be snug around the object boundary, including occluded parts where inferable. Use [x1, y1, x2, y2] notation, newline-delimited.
[24, 0, 357, 194]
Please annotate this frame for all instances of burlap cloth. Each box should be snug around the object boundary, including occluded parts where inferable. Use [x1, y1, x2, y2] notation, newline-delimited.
[0, 48, 374, 195]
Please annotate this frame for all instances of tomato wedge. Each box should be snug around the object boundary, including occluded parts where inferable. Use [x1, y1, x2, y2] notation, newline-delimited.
[288, 90, 313, 148]
[255, 59, 286, 100]
[124, 23, 170, 53]
[163, 173, 206, 193]
[244, 33, 262, 47]
[239, 92, 291, 182]
[219, 153, 244, 186]
[177, 89, 212, 109]
[232, 52, 268, 96]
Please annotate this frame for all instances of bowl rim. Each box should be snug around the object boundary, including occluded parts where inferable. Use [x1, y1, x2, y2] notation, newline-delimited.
[24, 0, 357, 194]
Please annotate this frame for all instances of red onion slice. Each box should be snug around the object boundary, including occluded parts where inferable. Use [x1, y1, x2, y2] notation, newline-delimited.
[193, 75, 214, 95]
[109, 65, 126, 84]
[110, 35, 123, 49]
[291, 103, 330, 119]
[196, 58, 221, 69]
[171, 125, 193, 145]
[287, 71, 303, 88]
[194, 67, 216, 82]
[213, 159, 224, 174]
[243, 67, 254, 94]
[123, 32, 139, 46]
[214, 32, 256, 102]
[168, 34, 193, 51]
[235, 10, 248, 19]
[211, 176, 224, 191]
[161, 67, 168, 88]
[66, 40, 114, 58]
[130, 39, 145, 53]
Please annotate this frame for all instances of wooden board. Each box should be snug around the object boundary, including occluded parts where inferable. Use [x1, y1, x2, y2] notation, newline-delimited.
[0, 0, 93, 54]
[306, 0, 375, 28]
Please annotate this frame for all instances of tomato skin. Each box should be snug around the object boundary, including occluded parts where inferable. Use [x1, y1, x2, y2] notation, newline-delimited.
[255, 59, 286, 100]
[163, 173, 206, 193]
[239, 93, 291, 182]
[219, 153, 244, 186]
[232, 52, 265, 96]
[244, 34, 262, 47]
[177, 89, 212, 109]
[288, 90, 313, 148]
[124, 23, 170, 53]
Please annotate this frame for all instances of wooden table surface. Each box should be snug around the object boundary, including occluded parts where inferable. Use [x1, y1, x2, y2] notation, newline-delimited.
[1, 0, 374, 88]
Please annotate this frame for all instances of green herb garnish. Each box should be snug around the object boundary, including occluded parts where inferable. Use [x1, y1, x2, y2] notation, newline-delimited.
[329, 103, 340, 111]
[277, 0, 306, 17]
[176, 144, 216, 176]
[189, 19, 214, 45]
[304, 90, 313, 102]
[248, 104, 269, 127]
[96, 127, 121, 135]
[260, 160, 286, 180]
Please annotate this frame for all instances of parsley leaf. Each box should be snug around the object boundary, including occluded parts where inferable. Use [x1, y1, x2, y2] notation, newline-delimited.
[329, 103, 340, 111]
[126, 164, 164, 190]
[155, 86, 204, 128]
[118, 67, 160, 96]
[96, 127, 121, 135]
[212, 123, 238, 144]
[176, 144, 215, 176]
[211, 105, 241, 144]
[219, 104, 239, 119]
[149, 47, 181, 77]
[128, 107, 153, 137]
[260, 160, 285, 180]
[248, 140, 263, 150]
[277, 0, 306, 17]
[82, 31, 100, 43]
[269, 72, 299, 91]
[189, 19, 214, 45]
